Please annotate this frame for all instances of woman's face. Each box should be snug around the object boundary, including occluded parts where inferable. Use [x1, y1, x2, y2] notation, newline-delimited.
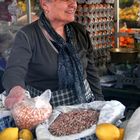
[42, 0, 77, 25]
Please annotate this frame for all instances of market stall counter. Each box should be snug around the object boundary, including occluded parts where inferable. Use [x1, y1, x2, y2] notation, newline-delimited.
[0, 90, 126, 140]
[102, 86, 140, 120]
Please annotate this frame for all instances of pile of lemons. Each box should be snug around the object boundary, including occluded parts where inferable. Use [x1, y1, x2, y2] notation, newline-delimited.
[0, 127, 33, 140]
[95, 123, 124, 140]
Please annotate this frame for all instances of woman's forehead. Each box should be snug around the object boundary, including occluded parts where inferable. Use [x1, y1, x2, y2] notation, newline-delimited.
[62, 0, 77, 1]
[47, 0, 77, 4]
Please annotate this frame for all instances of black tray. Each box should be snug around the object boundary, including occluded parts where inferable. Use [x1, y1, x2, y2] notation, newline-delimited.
[120, 20, 140, 28]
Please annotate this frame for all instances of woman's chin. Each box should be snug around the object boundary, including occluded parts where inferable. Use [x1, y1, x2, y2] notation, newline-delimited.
[66, 17, 75, 23]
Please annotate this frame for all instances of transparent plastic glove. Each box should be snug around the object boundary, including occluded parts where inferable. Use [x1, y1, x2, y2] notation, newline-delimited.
[4, 86, 28, 109]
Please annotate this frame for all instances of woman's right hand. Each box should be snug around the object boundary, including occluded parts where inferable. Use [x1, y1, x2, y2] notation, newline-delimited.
[4, 86, 26, 109]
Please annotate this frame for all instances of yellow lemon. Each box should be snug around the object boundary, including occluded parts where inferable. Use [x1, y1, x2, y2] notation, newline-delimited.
[95, 123, 120, 140]
[19, 129, 33, 140]
[118, 128, 125, 140]
[0, 127, 18, 140]
[21, 3, 27, 12]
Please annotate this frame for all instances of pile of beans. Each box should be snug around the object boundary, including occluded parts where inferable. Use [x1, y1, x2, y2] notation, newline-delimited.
[48, 109, 99, 136]
[12, 101, 52, 129]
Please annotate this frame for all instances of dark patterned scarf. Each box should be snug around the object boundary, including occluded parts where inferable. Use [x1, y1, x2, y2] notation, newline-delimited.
[40, 12, 86, 103]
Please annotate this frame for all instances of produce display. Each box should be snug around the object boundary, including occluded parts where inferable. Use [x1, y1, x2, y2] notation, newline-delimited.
[0, 97, 126, 139]
[119, 0, 140, 28]
[48, 109, 99, 136]
[119, 27, 135, 48]
[119, 0, 139, 21]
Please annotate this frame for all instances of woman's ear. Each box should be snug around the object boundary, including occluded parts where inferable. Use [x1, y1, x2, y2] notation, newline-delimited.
[39, 0, 49, 11]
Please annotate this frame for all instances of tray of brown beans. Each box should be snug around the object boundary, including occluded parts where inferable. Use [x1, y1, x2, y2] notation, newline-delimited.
[48, 109, 99, 136]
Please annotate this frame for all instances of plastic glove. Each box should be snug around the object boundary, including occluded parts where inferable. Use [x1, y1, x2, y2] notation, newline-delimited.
[4, 86, 27, 109]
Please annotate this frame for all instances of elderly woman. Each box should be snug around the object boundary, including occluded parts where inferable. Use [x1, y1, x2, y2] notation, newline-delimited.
[3, 0, 104, 108]
[3, 0, 104, 118]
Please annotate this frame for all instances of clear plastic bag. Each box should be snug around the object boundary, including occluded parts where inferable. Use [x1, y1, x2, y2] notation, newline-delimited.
[11, 90, 52, 129]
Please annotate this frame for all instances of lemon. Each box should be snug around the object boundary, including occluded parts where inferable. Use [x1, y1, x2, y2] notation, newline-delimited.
[19, 129, 33, 140]
[95, 123, 120, 140]
[118, 128, 125, 140]
[21, 3, 27, 12]
[0, 127, 19, 140]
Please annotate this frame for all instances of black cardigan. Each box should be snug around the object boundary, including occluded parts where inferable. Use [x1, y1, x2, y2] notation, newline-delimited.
[2, 20, 104, 100]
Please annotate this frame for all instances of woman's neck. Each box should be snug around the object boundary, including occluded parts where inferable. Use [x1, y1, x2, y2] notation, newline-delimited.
[44, 13, 66, 40]
[50, 21, 66, 40]
[54, 26, 66, 40]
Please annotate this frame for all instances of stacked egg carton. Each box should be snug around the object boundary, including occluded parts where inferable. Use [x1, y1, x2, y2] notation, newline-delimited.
[75, 0, 115, 67]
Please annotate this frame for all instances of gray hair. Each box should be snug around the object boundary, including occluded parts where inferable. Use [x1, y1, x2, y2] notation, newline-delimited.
[38, 0, 53, 15]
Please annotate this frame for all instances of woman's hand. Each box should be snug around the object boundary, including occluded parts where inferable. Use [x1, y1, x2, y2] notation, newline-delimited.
[4, 86, 26, 109]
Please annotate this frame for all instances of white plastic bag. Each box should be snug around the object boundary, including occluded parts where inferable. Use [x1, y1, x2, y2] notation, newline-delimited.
[36, 100, 125, 140]
[124, 107, 140, 140]
[11, 89, 52, 129]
